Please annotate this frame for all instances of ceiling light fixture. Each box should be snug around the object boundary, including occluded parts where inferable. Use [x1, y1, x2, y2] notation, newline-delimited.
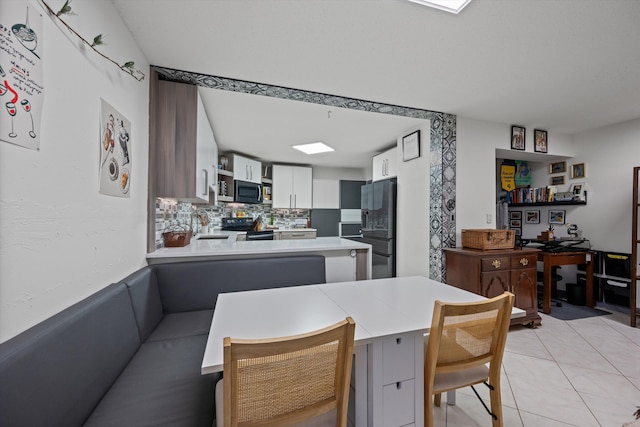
[292, 142, 335, 155]
[407, 0, 473, 14]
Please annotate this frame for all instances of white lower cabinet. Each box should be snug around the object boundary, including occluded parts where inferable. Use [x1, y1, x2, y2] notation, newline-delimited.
[383, 379, 415, 427]
[278, 230, 317, 240]
[369, 332, 423, 427]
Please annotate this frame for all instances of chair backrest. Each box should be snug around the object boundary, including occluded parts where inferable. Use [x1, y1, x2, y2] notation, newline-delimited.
[425, 292, 514, 383]
[223, 317, 356, 427]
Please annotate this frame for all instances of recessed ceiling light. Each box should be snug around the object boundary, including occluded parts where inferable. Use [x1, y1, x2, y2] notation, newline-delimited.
[292, 142, 335, 155]
[407, 0, 472, 14]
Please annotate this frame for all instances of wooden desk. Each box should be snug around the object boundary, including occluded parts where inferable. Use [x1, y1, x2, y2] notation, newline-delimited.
[539, 251, 594, 314]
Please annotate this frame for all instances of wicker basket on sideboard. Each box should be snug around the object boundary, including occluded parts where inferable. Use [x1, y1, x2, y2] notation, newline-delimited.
[461, 229, 515, 250]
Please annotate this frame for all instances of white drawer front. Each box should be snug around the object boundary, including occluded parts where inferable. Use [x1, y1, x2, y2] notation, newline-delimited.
[383, 379, 415, 427]
[382, 335, 415, 385]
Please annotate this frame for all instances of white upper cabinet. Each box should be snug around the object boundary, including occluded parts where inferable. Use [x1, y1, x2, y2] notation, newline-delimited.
[273, 165, 313, 209]
[196, 92, 216, 203]
[372, 146, 398, 182]
[232, 154, 262, 184]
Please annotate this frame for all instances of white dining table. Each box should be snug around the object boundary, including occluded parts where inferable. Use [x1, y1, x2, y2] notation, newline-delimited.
[202, 275, 524, 427]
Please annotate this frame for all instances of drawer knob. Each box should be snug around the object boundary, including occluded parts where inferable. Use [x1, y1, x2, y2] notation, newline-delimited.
[491, 259, 501, 268]
[520, 258, 529, 266]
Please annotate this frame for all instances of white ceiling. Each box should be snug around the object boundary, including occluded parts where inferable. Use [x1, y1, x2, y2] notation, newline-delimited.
[112, 0, 640, 169]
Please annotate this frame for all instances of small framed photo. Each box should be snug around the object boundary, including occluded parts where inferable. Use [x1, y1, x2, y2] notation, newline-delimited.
[511, 125, 525, 151]
[571, 162, 586, 179]
[571, 182, 585, 201]
[514, 228, 522, 236]
[509, 211, 522, 220]
[550, 175, 565, 186]
[549, 210, 566, 225]
[525, 210, 540, 224]
[510, 219, 522, 228]
[549, 161, 566, 174]
[402, 130, 420, 161]
[534, 129, 548, 153]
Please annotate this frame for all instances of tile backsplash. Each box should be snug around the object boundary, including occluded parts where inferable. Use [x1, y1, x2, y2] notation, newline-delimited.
[154, 199, 310, 248]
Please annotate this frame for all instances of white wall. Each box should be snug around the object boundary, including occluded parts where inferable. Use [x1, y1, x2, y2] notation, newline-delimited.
[570, 118, 640, 253]
[458, 116, 640, 255]
[457, 117, 574, 239]
[396, 122, 430, 277]
[0, 0, 150, 342]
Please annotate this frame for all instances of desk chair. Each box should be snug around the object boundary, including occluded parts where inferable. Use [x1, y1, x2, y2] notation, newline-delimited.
[424, 292, 514, 427]
[215, 317, 355, 427]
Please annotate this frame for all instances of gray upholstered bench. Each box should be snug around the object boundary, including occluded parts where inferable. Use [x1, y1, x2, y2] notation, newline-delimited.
[0, 255, 326, 427]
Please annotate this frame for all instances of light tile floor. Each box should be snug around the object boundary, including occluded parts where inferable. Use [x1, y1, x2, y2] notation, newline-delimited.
[433, 307, 640, 427]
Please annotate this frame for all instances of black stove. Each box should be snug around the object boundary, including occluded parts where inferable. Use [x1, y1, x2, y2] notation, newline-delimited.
[221, 217, 255, 231]
[221, 218, 274, 241]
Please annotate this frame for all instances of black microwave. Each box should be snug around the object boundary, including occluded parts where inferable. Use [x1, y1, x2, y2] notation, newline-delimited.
[234, 180, 263, 204]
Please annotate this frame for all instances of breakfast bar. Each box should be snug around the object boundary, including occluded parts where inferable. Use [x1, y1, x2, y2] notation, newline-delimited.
[147, 236, 373, 282]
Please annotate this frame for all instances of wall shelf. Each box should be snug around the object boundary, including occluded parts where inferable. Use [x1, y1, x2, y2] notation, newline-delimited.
[509, 201, 587, 207]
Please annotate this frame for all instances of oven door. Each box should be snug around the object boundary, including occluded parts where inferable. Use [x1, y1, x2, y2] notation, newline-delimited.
[246, 230, 274, 241]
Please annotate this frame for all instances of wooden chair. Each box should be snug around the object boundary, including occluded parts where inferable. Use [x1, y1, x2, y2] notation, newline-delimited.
[424, 292, 514, 427]
[215, 317, 355, 427]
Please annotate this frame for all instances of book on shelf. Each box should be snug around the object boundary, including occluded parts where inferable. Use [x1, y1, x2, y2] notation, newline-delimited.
[506, 186, 561, 204]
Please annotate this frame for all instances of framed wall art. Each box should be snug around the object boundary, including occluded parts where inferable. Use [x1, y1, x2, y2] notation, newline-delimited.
[571, 162, 586, 179]
[511, 125, 525, 150]
[509, 211, 522, 220]
[571, 182, 586, 201]
[534, 129, 548, 153]
[550, 175, 565, 186]
[549, 210, 566, 225]
[549, 161, 566, 174]
[525, 210, 540, 224]
[402, 130, 420, 161]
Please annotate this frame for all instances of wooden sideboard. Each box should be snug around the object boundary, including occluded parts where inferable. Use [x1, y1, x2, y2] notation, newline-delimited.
[444, 247, 542, 327]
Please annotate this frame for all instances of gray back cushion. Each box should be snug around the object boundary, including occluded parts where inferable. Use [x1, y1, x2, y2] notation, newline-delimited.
[123, 266, 164, 341]
[155, 255, 326, 313]
[0, 283, 140, 427]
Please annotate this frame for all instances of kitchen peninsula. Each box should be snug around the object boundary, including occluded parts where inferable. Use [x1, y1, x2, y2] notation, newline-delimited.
[147, 236, 372, 282]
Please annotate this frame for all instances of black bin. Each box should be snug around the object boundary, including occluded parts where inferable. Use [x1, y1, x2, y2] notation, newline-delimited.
[566, 282, 586, 306]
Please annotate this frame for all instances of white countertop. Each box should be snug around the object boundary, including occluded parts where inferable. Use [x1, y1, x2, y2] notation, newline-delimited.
[147, 236, 371, 260]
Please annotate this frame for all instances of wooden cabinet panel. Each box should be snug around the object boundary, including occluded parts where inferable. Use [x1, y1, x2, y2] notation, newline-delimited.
[511, 268, 538, 316]
[444, 247, 541, 327]
[481, 271, 510, 298]
[155, 81, 215, 203]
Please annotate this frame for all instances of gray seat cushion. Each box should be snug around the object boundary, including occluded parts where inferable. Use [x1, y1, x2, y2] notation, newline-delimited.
[0, 284, 140, 427]
[146, 310, 213, 342]
[85, 334, 218, 427]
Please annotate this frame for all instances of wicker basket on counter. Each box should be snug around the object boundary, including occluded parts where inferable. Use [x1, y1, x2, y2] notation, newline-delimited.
[162, 225, 193, 247]
[461, 229, 515, 250]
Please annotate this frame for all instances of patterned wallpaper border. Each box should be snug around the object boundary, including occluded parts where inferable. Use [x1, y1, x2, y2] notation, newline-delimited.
[153, 66, 456, 280]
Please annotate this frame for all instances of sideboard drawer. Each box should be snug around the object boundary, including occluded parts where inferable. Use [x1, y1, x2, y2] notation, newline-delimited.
[480, 256, 511, 272]
[382, 335, 415, 385]
[383, 379, 415, 427]
[511, 254, 537, 270]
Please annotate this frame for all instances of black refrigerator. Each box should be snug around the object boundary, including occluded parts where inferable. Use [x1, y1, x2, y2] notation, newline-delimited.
[361, 178, 397, 279]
